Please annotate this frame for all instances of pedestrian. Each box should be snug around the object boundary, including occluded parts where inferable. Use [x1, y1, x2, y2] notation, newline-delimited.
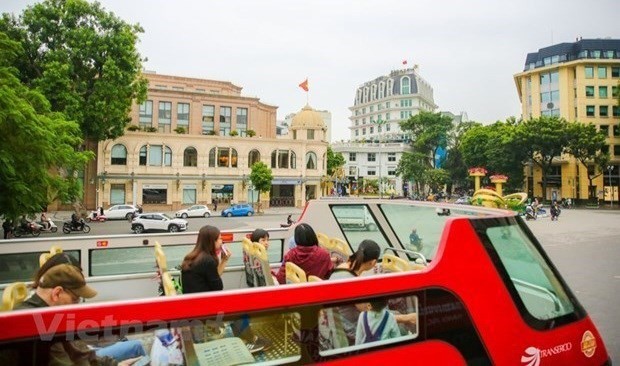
[550, 201, 560, 221]
[2, 219, 13, 239]
[212, 199, 218, 212]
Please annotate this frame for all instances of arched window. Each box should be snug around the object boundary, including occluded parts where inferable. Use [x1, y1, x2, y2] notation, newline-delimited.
[209, 148, 216, 167]
[139, 145, 147, 166]
[164, 146, 172, 166]
[387, 79, 393, 96]
[139, 145, 171, 166]
[378, 82, 385, 99]
[400, 76, 410, 95]
[184, 147, 197, 167]
[278, 150, 290, 169]
[306, 152, 317, 170]
[111, 144, 127, 165]
[248, 150, 260, 167]
[231, 148, 238, 168]
[290, 151, 296, 169]
[371, 84, 377, 100]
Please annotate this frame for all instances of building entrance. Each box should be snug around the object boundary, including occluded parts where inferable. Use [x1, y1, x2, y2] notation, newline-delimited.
[270, 184, 294, 207]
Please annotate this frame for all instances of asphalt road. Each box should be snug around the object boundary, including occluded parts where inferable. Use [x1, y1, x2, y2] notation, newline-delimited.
[11, 207, 620, 361]
[525, 208, 620, 363]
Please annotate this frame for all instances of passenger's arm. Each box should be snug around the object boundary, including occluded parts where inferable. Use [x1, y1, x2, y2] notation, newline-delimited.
[217, 250, 230, 276]
[394, 312, 417, 326]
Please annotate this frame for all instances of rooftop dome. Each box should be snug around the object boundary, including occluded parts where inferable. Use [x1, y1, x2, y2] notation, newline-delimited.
[290, 104, 326, 130]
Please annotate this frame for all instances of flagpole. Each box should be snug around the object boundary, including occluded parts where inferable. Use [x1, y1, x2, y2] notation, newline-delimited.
[306, 76, 309, 105]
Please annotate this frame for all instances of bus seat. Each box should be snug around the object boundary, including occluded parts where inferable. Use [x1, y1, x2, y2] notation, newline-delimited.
[316, 232, 330, 247]
[38, 245, 64, 267]
[1, 282, 28, 311]
[154, 242, 168, 273]
[242, 238, 256, 287]
[308, 275, 322, 282]
[285, 262, 307, 284]
[251, 242, 276, 286]
[161, 272, 177, 296]
[321, 237, 351, 266]
[381, 254, 412, 273]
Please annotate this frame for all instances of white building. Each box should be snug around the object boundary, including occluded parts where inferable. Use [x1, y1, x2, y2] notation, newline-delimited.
[332, 67, 437, 196]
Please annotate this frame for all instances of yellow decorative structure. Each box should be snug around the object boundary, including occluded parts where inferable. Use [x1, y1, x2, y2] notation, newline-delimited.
[490, 174, 508, 197]
[468, 167, 488, 192]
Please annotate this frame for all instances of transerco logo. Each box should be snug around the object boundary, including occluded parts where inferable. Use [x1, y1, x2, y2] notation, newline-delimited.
[521, 343, 573, 365]
[581, 330, 597, 358]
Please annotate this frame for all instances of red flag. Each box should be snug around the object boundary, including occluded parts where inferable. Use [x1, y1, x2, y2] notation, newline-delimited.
[402, 60, 408, 65]
[299, 78, 308, 92]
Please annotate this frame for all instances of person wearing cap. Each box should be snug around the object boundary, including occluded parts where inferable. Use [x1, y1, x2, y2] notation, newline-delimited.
[16, 264, 146, 365]
[319, 240, 417, 350]
[275, 223, 333, 284]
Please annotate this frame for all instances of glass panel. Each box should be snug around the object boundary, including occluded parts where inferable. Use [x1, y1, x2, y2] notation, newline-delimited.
[111, 145, 127, 165]
[278, 150, 290, 169]
[231, 149, 238, 168]
[236, 107, 247, 136]
[177, 102, 190, 130]
[584, 66, 594, 78]
[290, 151, 296, 169]
[271, 151, 277, 168]
[139, 100, 153, 126]
[149, 145, 163, 166]
[158, 102, 172, 133]
[202, 105, 215, 135]
[110, 184, 126, 205]
[248, 150, 260, 167]
[139, 146, 147, 166]
[219, 106, 232, 136]
[0, 251, 80, 284]
[164, 147, 172, 166]
[143, 188, 167, 204]
[599, 86, 608, 98]
[585, 86, 594, 97]
[330, 205, 386, 253]
[485, 224, 575, 320]
[218, 148, 230, 167]
[184, 148, 197, 167]
[306, 152, 316, 170]
[209, 148, 216, 167]
[183, 188, 196, 204]
[598, 66, 607, 78]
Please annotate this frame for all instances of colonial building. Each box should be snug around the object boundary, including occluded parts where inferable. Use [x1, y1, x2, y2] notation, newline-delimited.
[90, 72, 327, 211]
[332, 67, 437, 196]
[514, 38, 620, 202]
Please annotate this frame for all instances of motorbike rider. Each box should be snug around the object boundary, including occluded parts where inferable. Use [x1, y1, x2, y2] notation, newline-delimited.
[287, 214, 294, 226]
[40, 212, 50, 230]
[71, 212, 83, 231]
[20, 215, 30, 232]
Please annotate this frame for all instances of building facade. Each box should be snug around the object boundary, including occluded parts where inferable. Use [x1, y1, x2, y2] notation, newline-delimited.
[284, 109, 332, 142]
[514, 39, 620, 202]
[333, 67, 437, 196]
[90, 73, 327, 211]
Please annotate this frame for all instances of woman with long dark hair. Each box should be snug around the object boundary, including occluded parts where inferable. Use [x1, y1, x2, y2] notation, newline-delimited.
[181, 225, 230, 293]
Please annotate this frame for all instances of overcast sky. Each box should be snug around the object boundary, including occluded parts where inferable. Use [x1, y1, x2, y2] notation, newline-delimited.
[3, 0, 620, 142]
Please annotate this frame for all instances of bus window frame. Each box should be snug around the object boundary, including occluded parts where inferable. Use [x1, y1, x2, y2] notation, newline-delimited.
[328, 204, 393, 254]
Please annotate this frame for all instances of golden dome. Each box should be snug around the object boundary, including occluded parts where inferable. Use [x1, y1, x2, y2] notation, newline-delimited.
[290, 104, 326, 130]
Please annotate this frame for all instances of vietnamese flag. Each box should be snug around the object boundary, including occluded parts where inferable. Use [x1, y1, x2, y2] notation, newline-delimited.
[402, 60, 408, 65]
[299, 78, 309, 92]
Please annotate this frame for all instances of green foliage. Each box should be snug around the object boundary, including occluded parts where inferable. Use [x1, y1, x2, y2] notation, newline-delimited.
[174, 126, 186, 134]
[424, 168, 450, 193]
[127, 124, 140, 131]
[565, 122, 609, 199]
[0, 32, 92, 219]
[246, 129, 256, 137]
[230, 130, 238, 136]
[249, 162, 273, 211]
[444, 121, 481, 191]
[326, 146, 345, 176]
[399, 111, 453, 168]
[0, 0, 147, 141]
[145, 126, 157, 132]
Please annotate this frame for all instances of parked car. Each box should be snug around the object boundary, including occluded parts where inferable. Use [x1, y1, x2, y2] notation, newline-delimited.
[175, 205, 211, 218]
[104, 204, 139, 220]
[131, 213, 188, 233]
[455, 196, 471, 205]
[221, 204, 254, 217]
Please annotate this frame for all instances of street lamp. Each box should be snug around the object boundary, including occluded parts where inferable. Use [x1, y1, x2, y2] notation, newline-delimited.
[607, 165, 615, 208]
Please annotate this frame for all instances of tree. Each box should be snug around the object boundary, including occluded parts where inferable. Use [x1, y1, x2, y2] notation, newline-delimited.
[0, 0, 147, 141]
[444, 121, 481, 193]
[249, 162, 273, 213]
[514, 116, 571, 201]
[400, 111, 454, 168]
[565, 122, 609, 200]
[326, 146, 345, 176]
[0, 32, 92, 220]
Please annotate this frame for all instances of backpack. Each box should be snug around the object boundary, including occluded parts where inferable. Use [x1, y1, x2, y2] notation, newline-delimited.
[362, 311, 390, 343]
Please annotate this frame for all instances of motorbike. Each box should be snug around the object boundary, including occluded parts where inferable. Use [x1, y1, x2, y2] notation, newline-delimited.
[86, 211, 107, 223]
[62, 219, 91, 234]
[38, 220, 58, 233]
[14, 222, 42, 237]
[280, 215, 296, 228]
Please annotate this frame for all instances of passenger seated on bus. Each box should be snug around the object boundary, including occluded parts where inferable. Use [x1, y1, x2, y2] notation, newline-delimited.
[15, 264, 146, 365]
[181, 225, 230, 293]
[355, 298, 400, 345]
[251, 228, 270, 250]
[32, 252, 81, 288]
[320, 240, 416, 350]
[275, 223, 333, 284]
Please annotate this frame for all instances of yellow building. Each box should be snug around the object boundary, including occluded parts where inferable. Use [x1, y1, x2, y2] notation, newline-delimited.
[85, 72, 327, 211]
[514, 39, 620, 203]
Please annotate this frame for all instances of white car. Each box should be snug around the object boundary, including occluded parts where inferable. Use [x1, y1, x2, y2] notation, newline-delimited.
[175, 205, 211, 218]
[104, 204, 139, 220]
[131, 213, 188, 233]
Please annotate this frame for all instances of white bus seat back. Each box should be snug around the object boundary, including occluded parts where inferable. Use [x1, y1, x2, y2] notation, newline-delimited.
[285, 262, 307, 284]
[1, 282, 28, 311]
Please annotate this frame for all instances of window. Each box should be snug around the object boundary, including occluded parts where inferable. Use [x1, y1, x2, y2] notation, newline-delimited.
[592, 50, 601, 59]
[177, 103, 190, 132]
[111, 144, 127, 165]
[202, 105, 215, 135]
[388, 168, 396, 176]
[138, 100, 153, 129]
[614, 125, 620, 136]
[306, 152, 317, 170]
[139, 145, 172, 166]
[600, 106, 608, 117]
[612, 86, 619, 98]
[219, 106, 232, 136]
[585, 66, 594, 78]
[290, 151, 296, 169]
[585, 86, 594, 97]
[600, 125, 609, 136]
[307, 129, 315, 140]
[362, 128, 366, 135]
[367, 153, 376, 162]
[613, 106, 620, 118]
[369, 126, 374, 134]
[248, 150, 260, 167]
[212, 147, 238, 167]
[278, 150, 290, 169]
[586, 105, 595, 117]
[367, 169, 376, 176]
[400, 76, 410, 94]
[236, 108, 248, 136]
[139, 146, 147, 165]
[158, 101, 172, 132]
[599, 86, 608, 98]
[388, 153, 396, 162]
[183, 147, 197, 167]
[110, 184, 126, 205]
[349, 153, 356, 162]
[183, 186, 196, 204]
[386, 123, 391, 131]
[598, 66, 607, 78]
[142, 188, 167, 204]
[355, 129, 359, 136]
[349, 166, 357, 176]
[612, 67, 620, 78]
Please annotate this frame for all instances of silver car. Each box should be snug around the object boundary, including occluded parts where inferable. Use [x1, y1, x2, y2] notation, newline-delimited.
[104, 204, 139, 220]
[175, 204, 212, 218]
